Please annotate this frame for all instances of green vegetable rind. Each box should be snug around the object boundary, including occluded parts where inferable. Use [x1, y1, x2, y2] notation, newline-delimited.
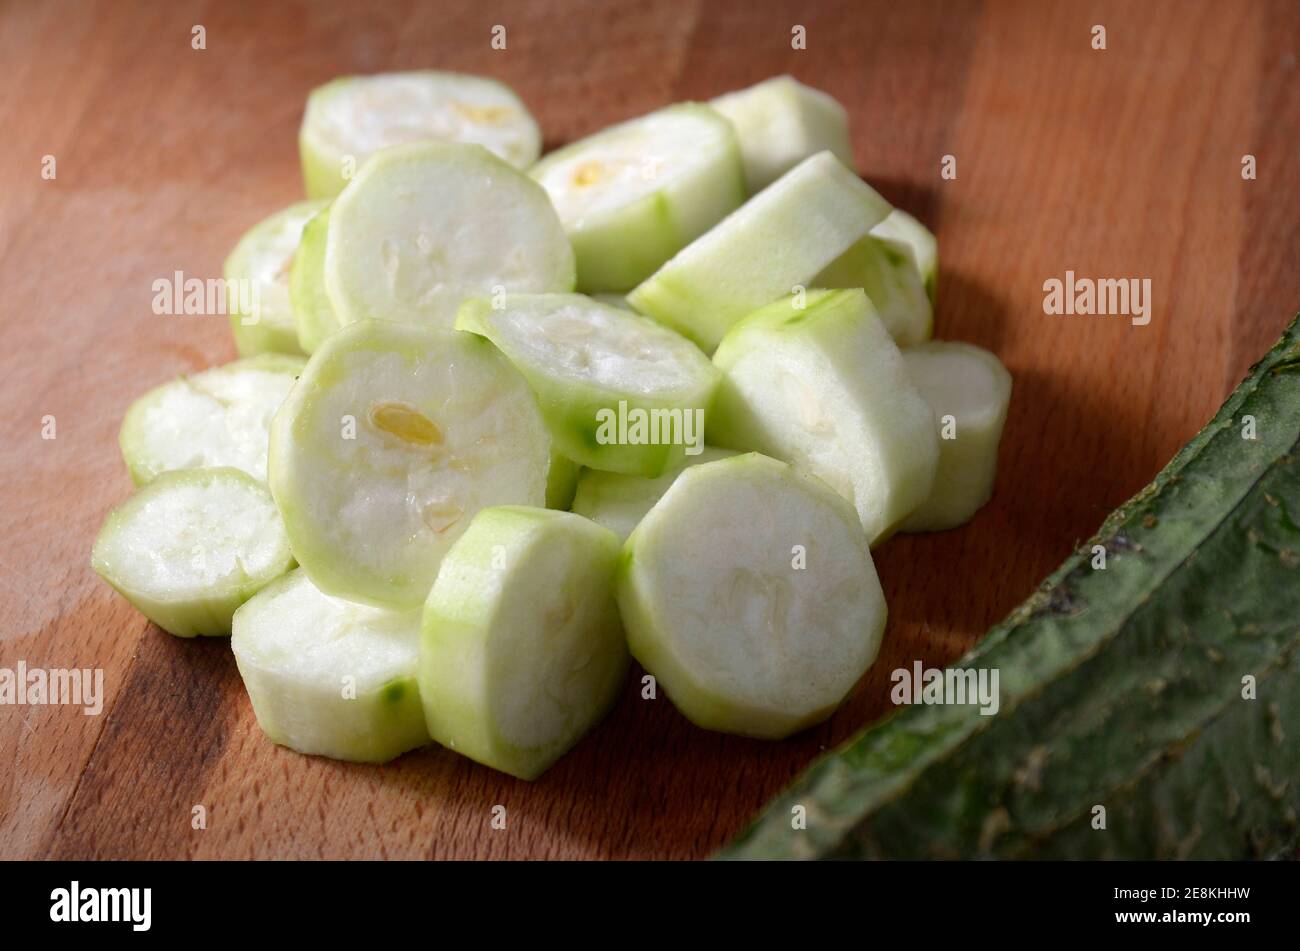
[545, 453, 581, 510]
[720, 314, 1300, 859]
[870, 208, 938, 305]
[814, 235, 932, 347]
[289, 205, 337, 353]
[223, 200, 325, 356]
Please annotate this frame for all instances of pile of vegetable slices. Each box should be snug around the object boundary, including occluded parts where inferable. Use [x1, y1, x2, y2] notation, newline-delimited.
[92, 71, 1012, 779]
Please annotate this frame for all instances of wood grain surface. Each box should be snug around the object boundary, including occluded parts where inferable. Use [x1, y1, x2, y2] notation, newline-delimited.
[1, 0, 1296, 860]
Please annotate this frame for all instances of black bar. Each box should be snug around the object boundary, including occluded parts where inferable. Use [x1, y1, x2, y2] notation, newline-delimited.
[0, 860, 1287, 937]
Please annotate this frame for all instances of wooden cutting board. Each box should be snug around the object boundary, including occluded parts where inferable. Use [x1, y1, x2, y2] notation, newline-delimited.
[1, 0, 1296, 860]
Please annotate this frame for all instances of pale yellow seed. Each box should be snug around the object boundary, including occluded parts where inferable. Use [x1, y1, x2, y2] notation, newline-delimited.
[368, 401, 443, 445]
[452, 102, 514, 124]
[572, 161, 604, 187]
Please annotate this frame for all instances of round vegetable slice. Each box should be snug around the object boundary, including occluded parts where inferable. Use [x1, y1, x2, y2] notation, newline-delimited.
[232, 569, 429, 763]
[898, 341, 1012, 532]
[709, 75, 854, 193]
[91, 467, 294, 638]
[529, 104, 744, 293]
[223, 200, 326, 356]
[299, 71, 541, 199]
[456, 293, 719, 477]
[315, 142, 573, 332]
[815, 234, 932, 347]
[571, 445, 737, 540]
[626, 151, 891, 352]
[871, 208, 938, 304]
[709, 288, 938, 545]
[618, 453, 885, 739]
[119, 353, 305, 485]
[419, 506, 628, 780]
[289, 204, 339, 353]
[268, 319, 550, 608]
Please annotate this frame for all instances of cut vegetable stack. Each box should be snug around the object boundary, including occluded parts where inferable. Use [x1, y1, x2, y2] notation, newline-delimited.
[91, 70, 1024, 794]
